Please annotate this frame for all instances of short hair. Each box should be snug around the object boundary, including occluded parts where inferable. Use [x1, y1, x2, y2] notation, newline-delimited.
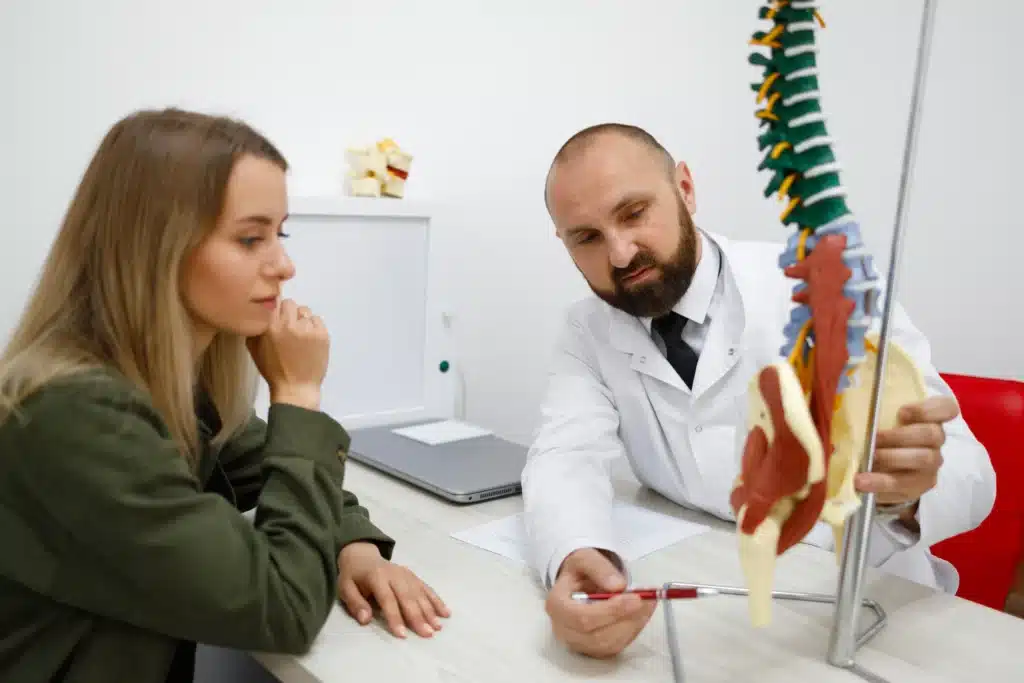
[545, 123, 676, 209]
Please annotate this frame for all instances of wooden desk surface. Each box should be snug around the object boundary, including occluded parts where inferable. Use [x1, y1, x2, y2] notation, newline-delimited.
[252, 462, 1022, 682]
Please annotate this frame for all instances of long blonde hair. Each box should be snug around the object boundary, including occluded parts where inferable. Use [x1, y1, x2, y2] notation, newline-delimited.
[0, 107, 288, 464]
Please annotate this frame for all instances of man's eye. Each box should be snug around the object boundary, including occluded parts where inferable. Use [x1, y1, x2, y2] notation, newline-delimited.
[239, 237, 261, 247]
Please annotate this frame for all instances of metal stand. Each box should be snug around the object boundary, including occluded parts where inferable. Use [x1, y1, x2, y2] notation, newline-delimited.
[659, 582, 888, 683]
[659, 1, 938, 680]
[826, 0, 937, 678]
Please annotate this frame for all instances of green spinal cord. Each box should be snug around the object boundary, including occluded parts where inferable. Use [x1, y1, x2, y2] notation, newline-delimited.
[750, 2, 851, 231]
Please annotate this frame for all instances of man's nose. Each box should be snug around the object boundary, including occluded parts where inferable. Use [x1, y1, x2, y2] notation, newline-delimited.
[606, 232, 638, 270]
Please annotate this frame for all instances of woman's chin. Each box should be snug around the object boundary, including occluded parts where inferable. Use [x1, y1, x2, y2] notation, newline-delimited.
[220, 319, 271, 339]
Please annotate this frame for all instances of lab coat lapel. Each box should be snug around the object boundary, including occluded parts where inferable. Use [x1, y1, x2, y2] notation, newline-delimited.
[608, 308, 690, 394]
[690, 240, 746, 398]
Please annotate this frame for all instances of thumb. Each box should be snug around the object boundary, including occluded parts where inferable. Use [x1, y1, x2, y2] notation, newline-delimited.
[572, 549, 627, 592]
[338, 578, 373, 625]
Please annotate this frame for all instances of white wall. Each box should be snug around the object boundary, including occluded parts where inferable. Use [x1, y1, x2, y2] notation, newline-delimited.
[1, 0, 1020, 446]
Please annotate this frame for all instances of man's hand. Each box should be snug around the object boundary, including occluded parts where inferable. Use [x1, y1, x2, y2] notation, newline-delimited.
[545, 548, 656, 659]
[855, 396, 959, 525]
[337, 542, 450, 638]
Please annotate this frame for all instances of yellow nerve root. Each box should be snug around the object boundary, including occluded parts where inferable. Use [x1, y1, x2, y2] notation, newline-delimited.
[797, 227, 811, 260]
[778, 173, 798, 199]
[780, 196, 801, 222]
[758, 72, 780, 102]
[771, 141, 791, 159]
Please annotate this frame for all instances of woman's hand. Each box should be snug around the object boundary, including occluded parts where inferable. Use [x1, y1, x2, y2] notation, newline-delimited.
[336, 542, 450, 638]
[247, 298, 329, 410]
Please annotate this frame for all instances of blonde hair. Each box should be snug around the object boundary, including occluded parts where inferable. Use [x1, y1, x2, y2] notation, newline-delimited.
[0, 107, 288, 464]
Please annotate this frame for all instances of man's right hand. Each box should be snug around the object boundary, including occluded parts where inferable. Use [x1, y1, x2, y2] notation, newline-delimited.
[545, 548, 657, 658]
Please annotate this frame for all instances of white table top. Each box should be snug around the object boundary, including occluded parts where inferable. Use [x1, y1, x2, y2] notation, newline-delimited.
[252, 461, 1023, 682]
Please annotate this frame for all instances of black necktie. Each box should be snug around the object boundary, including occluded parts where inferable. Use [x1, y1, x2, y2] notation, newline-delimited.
[653, 312, 699, 389]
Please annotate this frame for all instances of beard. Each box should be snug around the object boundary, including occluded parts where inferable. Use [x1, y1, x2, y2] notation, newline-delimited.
[589, 194, 699, 318]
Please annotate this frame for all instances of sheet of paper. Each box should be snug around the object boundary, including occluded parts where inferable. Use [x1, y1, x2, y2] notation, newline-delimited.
[451, 501, 710, 566]
[392, 419, 493, 445]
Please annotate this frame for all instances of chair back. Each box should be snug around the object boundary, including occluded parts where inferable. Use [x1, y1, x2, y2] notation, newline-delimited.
[931, 372, 1024, 611]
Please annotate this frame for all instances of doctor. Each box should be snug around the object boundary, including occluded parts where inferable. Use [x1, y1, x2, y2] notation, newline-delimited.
[522, 123, 996, 659]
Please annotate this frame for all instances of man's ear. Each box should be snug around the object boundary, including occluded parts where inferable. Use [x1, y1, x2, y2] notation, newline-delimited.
[675, 161, 697, 216]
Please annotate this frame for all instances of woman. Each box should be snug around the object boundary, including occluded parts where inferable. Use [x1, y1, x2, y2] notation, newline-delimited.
[0, 108, 448, 683]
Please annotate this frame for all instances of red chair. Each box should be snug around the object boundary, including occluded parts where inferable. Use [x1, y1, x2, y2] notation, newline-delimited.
[930, 373, 1024, 611]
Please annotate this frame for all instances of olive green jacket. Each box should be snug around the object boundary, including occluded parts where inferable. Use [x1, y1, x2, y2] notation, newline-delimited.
[0, 370, 395, 683]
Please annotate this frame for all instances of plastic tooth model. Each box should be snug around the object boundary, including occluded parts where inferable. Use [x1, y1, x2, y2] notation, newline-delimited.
[728, 0, 928, 628]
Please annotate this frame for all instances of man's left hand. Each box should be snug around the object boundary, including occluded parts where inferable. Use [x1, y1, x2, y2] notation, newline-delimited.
[855, 396, 959, 522]
[337, 542, 450, 638]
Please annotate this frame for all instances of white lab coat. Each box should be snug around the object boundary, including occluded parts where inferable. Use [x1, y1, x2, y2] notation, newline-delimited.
[521, 229, 996, 593]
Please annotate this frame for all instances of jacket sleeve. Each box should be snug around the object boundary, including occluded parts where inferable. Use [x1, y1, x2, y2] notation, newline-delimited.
[883, 302, 996, 550]
[6, 383, 375, 655]
[219, 413, 395, 560]
[521, 311, 626, 589]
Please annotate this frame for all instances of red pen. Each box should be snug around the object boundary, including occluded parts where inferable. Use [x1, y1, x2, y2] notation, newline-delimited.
[571, 586, 719, 602]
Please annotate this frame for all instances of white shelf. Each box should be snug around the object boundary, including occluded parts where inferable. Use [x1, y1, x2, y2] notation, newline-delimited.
[288, 194, 432, 219]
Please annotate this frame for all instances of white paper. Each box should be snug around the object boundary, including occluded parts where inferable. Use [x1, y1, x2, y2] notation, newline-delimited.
[451, 501, 710, 565]
[392, 419, 493, 445]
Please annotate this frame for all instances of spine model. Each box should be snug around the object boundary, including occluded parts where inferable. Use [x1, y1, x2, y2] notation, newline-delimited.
[751, 2, 881, 403]
[727, 1, 913, 629]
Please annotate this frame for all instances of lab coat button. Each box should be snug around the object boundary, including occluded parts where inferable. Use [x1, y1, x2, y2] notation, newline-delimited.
[695, 425, 703, 433]
[728, 347, 736, 356]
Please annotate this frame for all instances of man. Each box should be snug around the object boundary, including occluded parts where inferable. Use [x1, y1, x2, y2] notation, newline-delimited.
[521, 123, 996, 659]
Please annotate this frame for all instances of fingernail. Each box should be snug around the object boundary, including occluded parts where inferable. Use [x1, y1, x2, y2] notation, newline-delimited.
[398, 625, 407, 637]
[358, 609, 370, 623]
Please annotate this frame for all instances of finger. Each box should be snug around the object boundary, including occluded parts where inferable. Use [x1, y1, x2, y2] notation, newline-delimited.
[566, 549, 627, 593]
[310, 314, 326, 331]
[338, 579, 373, 625]
[557, 592, 647, 634]
[279, 299, 298, 324]
[423, 583, 450, 618]
[898, 396, 959, 425]
[875, 423, 946, 450]
[855, 470, 937, 502]
[560, 599, 657, 658]
[418, 595, 442, 630]
[372, 576, 408, 638]
[854, 471, 899, 497]
[391, 578, 433, 637]
[872, 447, 944, 473]
[297, 305, 313, 319]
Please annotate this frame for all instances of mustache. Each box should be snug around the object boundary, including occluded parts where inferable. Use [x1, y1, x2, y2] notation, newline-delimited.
[613, 252, 659, 283]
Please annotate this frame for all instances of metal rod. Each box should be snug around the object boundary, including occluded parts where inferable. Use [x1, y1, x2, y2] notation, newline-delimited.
[660, 582, 889, 683]
[827, 0, 939, 667]
[662, 585, 686, 683]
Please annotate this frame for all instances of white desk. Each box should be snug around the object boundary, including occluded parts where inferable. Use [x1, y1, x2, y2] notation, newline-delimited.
[250, 461, 1023, 682]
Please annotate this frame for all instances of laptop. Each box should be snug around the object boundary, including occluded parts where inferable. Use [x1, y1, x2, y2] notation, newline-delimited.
[347, 419, 529, 504]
